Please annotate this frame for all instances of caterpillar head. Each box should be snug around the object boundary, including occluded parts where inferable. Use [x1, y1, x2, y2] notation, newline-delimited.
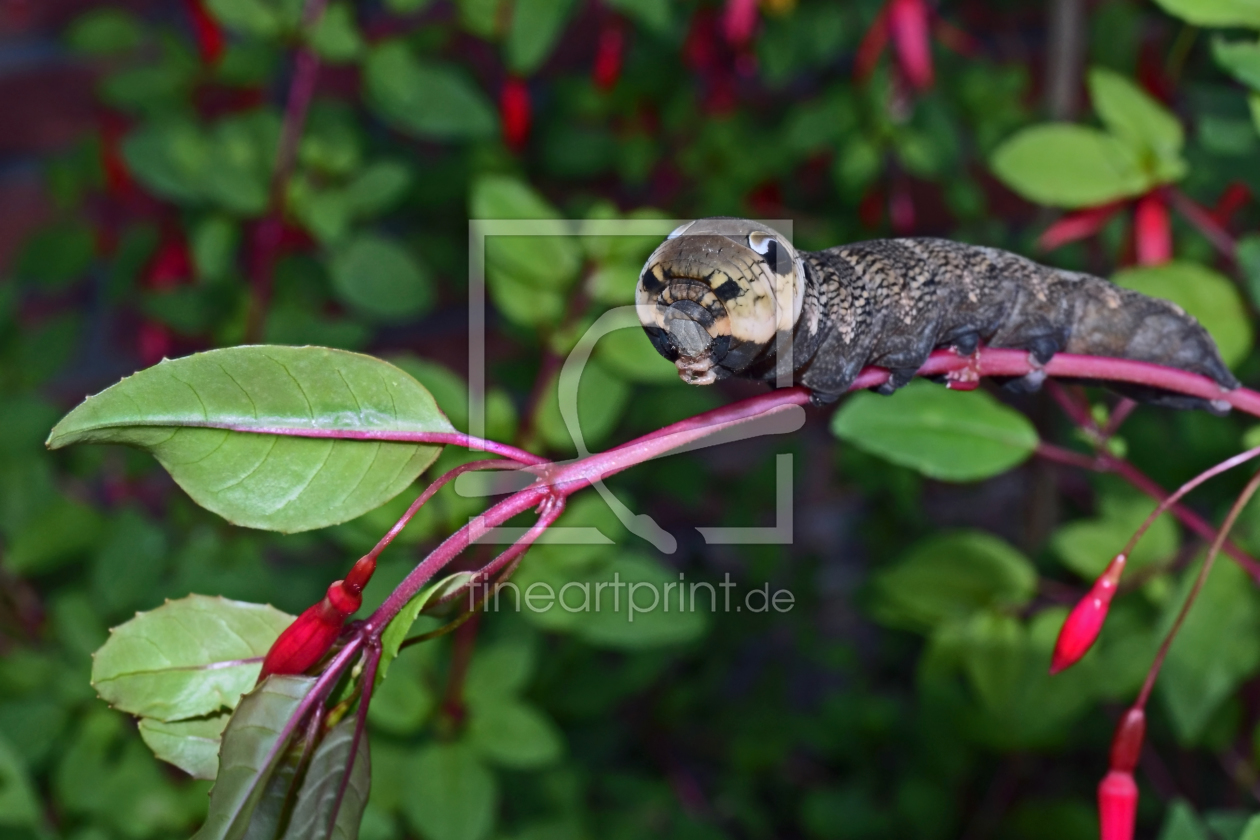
[636, 218, 804, 385]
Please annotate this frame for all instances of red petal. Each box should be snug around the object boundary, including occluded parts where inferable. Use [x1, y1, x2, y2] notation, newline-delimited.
[593, 22, 624, 90]
[1098, 771, 1138, 840]
[853, 8, 889, 83]
[184, 0, 225, 66]
[500, 78, 531, 152]
[1050, 553, 1126, 674]
[146, 240, 193, 290]
[722, 0, 758, 47]
[1037, 203, 1125, 251]
[1211, 182, 1251, 226]
[888, 0, 933, 91]
[1134, 193, 1172, 266]
[259, 602, 343, 678]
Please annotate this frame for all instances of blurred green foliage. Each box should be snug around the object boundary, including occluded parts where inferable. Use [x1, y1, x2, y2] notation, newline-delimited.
[8, 0, 1260, 838]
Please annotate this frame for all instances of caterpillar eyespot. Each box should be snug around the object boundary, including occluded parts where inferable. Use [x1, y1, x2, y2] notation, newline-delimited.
[636, 217, 1240, 412]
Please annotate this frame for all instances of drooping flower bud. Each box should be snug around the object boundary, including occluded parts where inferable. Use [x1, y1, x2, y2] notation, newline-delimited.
[888, 0, 933, 91]
[259, 579, 364, 679]
[1050, 553, 1126, 674]
[184, 0, 226, 66]
[1109, 707, 1146, 773]
[500, 77, 531, 151]
[722, 0, 758, 47]
[1098, 770, 1138, 840]
[1134, 192, 1172, 266]
[593, 22, 624, 91]
[1038, 202, 1125, 252]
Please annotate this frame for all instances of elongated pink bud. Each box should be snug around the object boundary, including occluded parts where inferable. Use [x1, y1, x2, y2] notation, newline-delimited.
[1098, 771, 1138, 840]
[888, 0, 933, 90]
[259, 579, 364, 679]
[1038, 202, 1125, 251]
[1051, 553, 1126, 674]
[1134, 192, 1171, 265]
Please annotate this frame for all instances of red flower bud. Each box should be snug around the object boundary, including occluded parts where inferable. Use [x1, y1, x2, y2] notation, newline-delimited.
[184, 0, 226, 66]
[259, 580, 363, 679]
[888, 0, 933, 91]
[1038, 202, 1125, 251]
[1211, 182, 1251, 225]
[1051, 553, 1126, 674]
[500, 77, 531, 152]
[1134, 192, 1171, 266]
[1109, 707, 1146, 773]
[146, 240, 193, 290]
[854, 8, 889, 83]
[593, 23, 625, 91]
[722, 0, 758, 47]
[1098, 771, 1138, 840]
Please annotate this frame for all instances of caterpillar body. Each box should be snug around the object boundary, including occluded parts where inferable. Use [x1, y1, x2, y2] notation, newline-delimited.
[635, 218, 1239, 411]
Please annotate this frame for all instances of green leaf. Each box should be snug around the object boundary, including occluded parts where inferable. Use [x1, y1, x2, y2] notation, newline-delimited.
[1159, 559, 1260, 744]
[1153, 0, 1260, 28]
[955, 610, 1025, 713]
[0, 733, 43, 829]
[308, 2, 364, 63]
[1158, 801, 1209, 840]
[831, 381, 1039, 482]
[465, 636, 536, 699]
[331, 234, 433, 323]
[364, 42, 496, 141]
[92, 595, 294, 721]
[4, 496, 104, 575]
[1240, 815, 1260, 840]
[990, 124, 1150, 208]
[46, 346, 452, 533]
[505, 0, 577, 75]
[344, 161, 413, 218]
[1051, 492, 1179, 578]
[1242, 234, 1260, 309]
[377, 581, 444, 681]
[281, 716, 371, 840]
[457, 0, 506, 38]
[193, 675, 316, 840]
[123, 117, 211, 204]
[604, 0, 671, 32]
[533, 358, 631, 452]
[204, 110, 282, 217]
[206, 0, 283, 37]
[869, 531, 1038, 633]
[192, 215, 240, 282]
[91, 507, 167, 616]
[16, 222, 96, 289]
[386, 0, 433, 11]
[1088, 67, 1185, 179]
[139, 714, 231, 780]
[468, 700, 564, 769]
[1112, 261, 1253, 368]
[1213, 38, 1260, 90]
[402, 743, 498, 840]
[66, 8, 145, 54]
[472, 174, 583, 293]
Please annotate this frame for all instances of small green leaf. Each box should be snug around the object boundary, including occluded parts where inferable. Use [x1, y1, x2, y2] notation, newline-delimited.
[1088, 67, 1185, 177]
[280, 716, 371, 840]
[378, 581, 445, 681]
[831, 381, 1039, 481]
[990, 124, 1150, 208]
[204, 110, 282, 217]
[364, 42, 496, 141]
[1051, 492, 1179, 579]
[1153, 0, 1260, 28]
[139, 714, 231, 780]
[505, 0, 578, 75]
[1213, 38, 1260, 90]
[1240, 815, 1260, 840]
[1113, 261, 1253, 368]
[596, 324, 682, 383]
[1157, 800, 1210, 840]
[869, 531, 1038, 633]
[1159, 559, 1260, 744]
[206, 0, 283, 37]
[191, 216, 240, 282]
[123, 118, 210, 204]
[92, 595, 294, 721]
[308, 2, 364, 63]
[472, 174, 583, 293]
[16, 222, 96, 289]
[402, 743, 498, 840]
[344, 161, 412, 218]
[47, 346, 452, 533]
[956, 610, 1025, 713]
[468, 700, 563, 769]
[330, 234, 433, 323]
[604, 0, 671, 32]
[533, 359, 631, 452]
[66, 8, 145, 54]
[1240, 234, 1260, 311]
[193, 676, 316, 840]
[386, 0, 433, 11]
[5, 496, 104, 575]
[0, 733, 43, 830]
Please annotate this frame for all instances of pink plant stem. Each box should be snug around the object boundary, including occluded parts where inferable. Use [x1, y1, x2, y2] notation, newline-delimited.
[1037, 443, 1260, 579]
[1169, 187, 1237, 260]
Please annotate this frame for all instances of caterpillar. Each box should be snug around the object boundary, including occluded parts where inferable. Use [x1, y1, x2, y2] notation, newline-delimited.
[635, 218, 1239, 411]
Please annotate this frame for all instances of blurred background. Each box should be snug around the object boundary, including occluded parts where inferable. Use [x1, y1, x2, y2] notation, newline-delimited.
[5, 0, 1260, 838]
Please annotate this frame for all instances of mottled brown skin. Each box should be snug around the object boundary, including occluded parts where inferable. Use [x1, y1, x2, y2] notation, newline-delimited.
[642, 227, 1239, 411]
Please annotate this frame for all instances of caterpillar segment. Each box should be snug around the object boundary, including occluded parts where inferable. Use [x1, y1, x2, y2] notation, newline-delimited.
[636, 218, 1238, 411]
